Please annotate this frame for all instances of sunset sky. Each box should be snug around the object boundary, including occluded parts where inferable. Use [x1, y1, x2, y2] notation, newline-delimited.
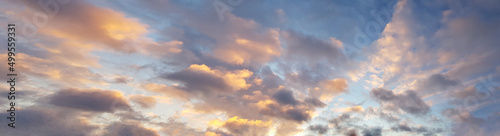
[1, 0, 500, 136]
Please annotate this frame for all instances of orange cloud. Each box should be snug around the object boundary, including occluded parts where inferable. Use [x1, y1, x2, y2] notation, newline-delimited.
[209, 116, 272, 135]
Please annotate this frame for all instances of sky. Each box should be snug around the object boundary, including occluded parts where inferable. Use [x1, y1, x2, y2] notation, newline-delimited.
[0, 0, 499, 136]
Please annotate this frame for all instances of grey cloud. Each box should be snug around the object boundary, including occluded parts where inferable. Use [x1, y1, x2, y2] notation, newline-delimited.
[113, 76, 132, 84]
[390, 123, 443, 135]
[285, 109, 310, 122]
[329, 113, 357, 130]
[370, 88, 430, 115]
[391, 124, 411, 132]
[416, 74, 460, 95]
[273, 89, 298, 105]
[49, 88, 130, 112]
[309, 124, 328, 134]
[282, 30, 344, 67]
[305, 97, 327, 107]
[106, 122, 159, 136]
[164, 68, 232, 93]
[362, 127, 382, 136]
[0, 107, 98, 136]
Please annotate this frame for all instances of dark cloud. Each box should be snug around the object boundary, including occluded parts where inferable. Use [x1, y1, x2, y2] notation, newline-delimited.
[416, 74, 460, 95]
[259, 66, 284, 89]
[113, 76, 132, 84]
[305, 97, 327, 107]
[0, 107, 98, 136]
[49, 88, 130, 112]
[345, 129, 358, 136]
[362, 127, 382, 136]
[282, 30, 343, 66]
[390, 122, 443, 135]
[165, 68, 232, 93]
[330, 113, 357, 130]
[370, 88, 430, 115]
[106, 122, 159, 136]
[273, 89, 298, 105]
[285, 108, 311, 122]
[309, 124, 328, 134]
[391, 124, 412, 132]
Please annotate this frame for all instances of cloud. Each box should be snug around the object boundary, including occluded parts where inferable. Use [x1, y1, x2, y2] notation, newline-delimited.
[370, 88, 429, 115]
[106, 122, 159, 136]
[312, 78, 349, 101]
[142, 83, 190, 100]
[282, 30, 344, 66]
[415, 74, 460, 95]
[391, 123, 411, 132]
[362, 127, 382, 136]
[390, 122, 443, 135]
[329, 113, 357, 130]
[16, 53, 106, 86]
[49, 88, 130, 112]
[273, 89, 298, 106]
[163, 64, 253, 93]
[157, 118, 206, 136]
[308, 124, 328, 134]
[129, 95, 157, 109]
[18, 0, 182, 56]
[334, 105, 365, 113]
[0, 107, 98, 135]
[210, 116, 272, 136]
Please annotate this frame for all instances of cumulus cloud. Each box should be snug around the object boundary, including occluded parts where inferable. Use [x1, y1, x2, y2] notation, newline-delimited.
[163, 64, 253, 93]
[273, 89, 299, 106]
[49, 88, 130, 112]
[370, 88, 429, 115]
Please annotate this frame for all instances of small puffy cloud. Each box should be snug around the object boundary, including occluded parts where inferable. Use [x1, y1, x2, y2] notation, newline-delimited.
[49, 88, 130, 112]
[334, 105, 365, 113]
[370, 88, 429, 115]
[310, 78, 348, 101]
[130, 95, 157, 109]
[209, 116, 272, 136]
